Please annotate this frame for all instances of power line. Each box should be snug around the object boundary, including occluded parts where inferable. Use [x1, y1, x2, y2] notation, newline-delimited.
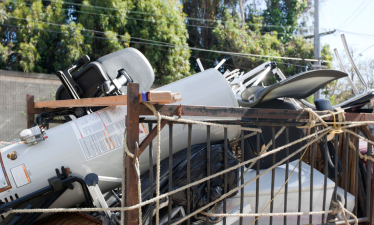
[5, 15, 175, 46]
[1, 19, 329, 63]
[37, 0, 302, 29]
[337, 30, 374, 40]
[0, 23, 310, 70]
[340, 0, 372, 28]
[11, 2, 309, 36]
[337, 0, 368, 29]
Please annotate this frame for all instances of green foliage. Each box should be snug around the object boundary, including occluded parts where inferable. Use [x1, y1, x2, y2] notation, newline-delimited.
[211, 9, 318, 77]
[306, 94, 314, 104]
[125, 0, 191, 83]
[1, 0, 333, 85]
[0, 0, 190, 84]
[262, 0, 311, 42]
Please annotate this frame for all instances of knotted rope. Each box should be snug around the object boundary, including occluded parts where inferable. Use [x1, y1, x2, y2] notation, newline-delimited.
[7, 105, 373, 225]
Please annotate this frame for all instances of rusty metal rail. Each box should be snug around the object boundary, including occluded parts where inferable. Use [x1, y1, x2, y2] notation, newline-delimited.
[25, 83, 374, 224]
[126, 83, 374, 225]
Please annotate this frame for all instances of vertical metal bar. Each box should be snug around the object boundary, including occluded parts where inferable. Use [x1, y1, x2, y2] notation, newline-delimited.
[206, 126, 211, 225]
[125, 83, 140, 225]
[223, 128, 228, 225]
[345, 133, 349, 209]
[26, 95, 35, 128]
[355, 134, 359, 216]
[297, 130, 302, 225]
[322, 134, 328, 224]
[284, 127, 289, 225]
[168, 124, 173, 225]
[148, 123, 154, 225]
[187, 124, 192, 225]
[240, 130, 244, 225]
[255, 131, 260, 225]
[270, 127, 275, 225]
[309, 130, 316, 224]
[334, 135, 339, 204]
[366, 142, 372, 219]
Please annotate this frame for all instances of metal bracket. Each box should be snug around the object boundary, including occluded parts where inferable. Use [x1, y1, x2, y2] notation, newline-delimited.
[48, 177, 63, 192]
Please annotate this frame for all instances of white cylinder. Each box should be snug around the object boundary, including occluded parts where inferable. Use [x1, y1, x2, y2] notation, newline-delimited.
[0, 68, 239, 213]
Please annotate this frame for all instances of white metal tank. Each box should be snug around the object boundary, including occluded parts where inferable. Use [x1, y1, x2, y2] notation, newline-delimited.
[0, 68, 239, 214]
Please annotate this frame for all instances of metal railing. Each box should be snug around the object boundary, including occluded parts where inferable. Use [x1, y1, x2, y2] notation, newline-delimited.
[124, 83, 374, 225]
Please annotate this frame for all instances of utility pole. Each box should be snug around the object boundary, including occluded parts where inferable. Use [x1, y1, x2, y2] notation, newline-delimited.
[314, 0, 321, 100]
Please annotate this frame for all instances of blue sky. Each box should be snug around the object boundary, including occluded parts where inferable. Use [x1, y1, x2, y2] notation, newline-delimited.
[319, 0, 374, 60]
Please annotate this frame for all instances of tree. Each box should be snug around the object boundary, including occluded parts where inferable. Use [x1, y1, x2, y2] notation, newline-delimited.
[0, 0, 191, 84]
[262, 0, 312, 42]
[211, 9, 331, 79]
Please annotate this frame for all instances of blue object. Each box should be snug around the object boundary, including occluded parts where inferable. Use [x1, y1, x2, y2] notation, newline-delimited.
[142, 91, 147, 102]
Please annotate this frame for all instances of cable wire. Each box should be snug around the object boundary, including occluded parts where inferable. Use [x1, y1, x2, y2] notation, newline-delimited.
[36, 0, 304, 29]
[0, 21, 329, 63]
[15, 2, 306, 35]
[337, 0, 368, 29]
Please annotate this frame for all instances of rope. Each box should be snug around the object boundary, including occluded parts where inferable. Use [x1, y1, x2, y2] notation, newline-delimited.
[7, 104, 368, 225]
[201, 200, 357, 225]
[141, 102, 262, 225]
[343, 129, 374, 163]
[242, 126, 286, 176]
[8, 119, 329, 214]
[229, 132, 257, 144]
[7, 128, 330, 218]
[248, 134, 313, 225]
[169, 128, 331, 225]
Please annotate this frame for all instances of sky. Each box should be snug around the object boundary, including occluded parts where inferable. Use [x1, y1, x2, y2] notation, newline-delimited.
[319, 0, 374, 63]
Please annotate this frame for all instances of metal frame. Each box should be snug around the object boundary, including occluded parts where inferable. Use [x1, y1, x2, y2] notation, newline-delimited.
[24, 83, 374, 225]
[123, 83, 373, 225]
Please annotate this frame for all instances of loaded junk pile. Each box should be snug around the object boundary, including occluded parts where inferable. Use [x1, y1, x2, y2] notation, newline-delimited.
[0, 34, 372, 225]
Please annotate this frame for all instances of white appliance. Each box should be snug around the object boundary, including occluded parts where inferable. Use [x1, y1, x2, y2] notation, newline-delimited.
[226, 160, 355, 225]
[0, 68, 239, 218]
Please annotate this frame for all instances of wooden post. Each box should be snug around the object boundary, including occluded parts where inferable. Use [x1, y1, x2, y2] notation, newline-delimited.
[125, 83, 140, 225]
[26, 95, 35, 128]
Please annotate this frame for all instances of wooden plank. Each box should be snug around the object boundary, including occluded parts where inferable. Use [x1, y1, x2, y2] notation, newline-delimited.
[125, 83, 140, 225]
[147, 91, 182, 104]
[34, 95, 128, 108]
[26, 95, 35, 128]
[34, 92, 182, 109]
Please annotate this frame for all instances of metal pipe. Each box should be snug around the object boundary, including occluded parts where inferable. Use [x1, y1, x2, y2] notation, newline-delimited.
[206, 126, 211, 225]
[168, 124, 173, 225]
[255, 131, 260, 225]
[284, 127, 289, 225]
[215, 59, 226, 70]
[341, 34, 368, 92]
[148, 123, 154, 225]
[354, 133, 359, 216]
[366, 142, 372, 218]
[223, 128, 228, 225]
[309, 135, 315, 224]
[270, 127, 275, 225]
[240, 130, 244, 225]
[196, 58, 204, 72]
[334, 48, 359, 95]
[345, 133, 349, 209]
[253, 66, 272, 86]
[187, 124, 192, 225]
[322, 135, 328, 223]
[297, 131, 302, 225]
[231, 62, 271, 85]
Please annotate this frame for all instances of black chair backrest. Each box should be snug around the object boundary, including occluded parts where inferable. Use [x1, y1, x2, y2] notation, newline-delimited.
[56, 47, 155, 100]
